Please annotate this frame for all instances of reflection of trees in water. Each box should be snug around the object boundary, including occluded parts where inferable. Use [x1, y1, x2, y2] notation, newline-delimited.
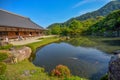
[66, 37, 120, 53]
[102, 39, 120, 46]
[66, 37, 96, 47]
[33, 42, 111, 80]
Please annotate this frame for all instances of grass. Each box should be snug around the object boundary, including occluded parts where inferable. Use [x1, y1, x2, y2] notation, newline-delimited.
[0, 52, 8, 62]
[5, 59, 60, 80]
[5, 59, 87, 80]
[3, 36, 87, 80]
[27, 37, 59, 54]
[3, 37, 60, 80]
[26, 37, 60, 60]
[0, 44, 13, 50]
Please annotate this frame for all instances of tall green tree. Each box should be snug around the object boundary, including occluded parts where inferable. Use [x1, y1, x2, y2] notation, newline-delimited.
[69, 19, 84, 36]
[50, 24, 61, 35]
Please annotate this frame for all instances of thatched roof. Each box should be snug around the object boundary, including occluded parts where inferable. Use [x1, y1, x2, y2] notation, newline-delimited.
[0, 9, 43, 29]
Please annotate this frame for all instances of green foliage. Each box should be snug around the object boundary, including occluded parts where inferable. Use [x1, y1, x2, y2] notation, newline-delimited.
[68, 19, 84, 36]
[48, 16, 103, 37]
[0, 62, 7, 75]
[0, 53, 8, 62]
[51, 65, 71, 78]
[49, 24, 61, 35]
[101, 74, 108, 80]
[0, 75, 7, 80]
[44, 29, 52, 35]
[61, 27, 71, 36]
[90, 10, 120, 36]
[0, 44, 13, 50]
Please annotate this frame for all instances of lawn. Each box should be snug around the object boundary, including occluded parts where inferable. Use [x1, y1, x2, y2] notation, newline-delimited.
[5, 59, 60, 80]
[3, 37, 61, 80]
[27, 37, 60, 58]
[2, 36, 87, 80]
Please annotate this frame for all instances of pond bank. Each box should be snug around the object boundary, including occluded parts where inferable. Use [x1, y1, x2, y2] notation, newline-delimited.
[3, 36, 87, 80]
[2, 36, 120, 80]
[4, 37, 61, 80]
[33, 42, 111, 80]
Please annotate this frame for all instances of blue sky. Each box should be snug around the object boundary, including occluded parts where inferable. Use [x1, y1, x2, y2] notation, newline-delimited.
[0, 0, 110, 28]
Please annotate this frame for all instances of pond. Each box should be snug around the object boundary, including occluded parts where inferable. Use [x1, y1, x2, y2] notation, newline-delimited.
[33, 42, 112, 80]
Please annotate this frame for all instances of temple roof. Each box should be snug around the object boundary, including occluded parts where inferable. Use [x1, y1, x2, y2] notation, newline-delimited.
[0, 9, 43, 30]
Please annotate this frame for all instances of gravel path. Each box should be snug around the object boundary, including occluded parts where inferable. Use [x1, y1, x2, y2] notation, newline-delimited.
[10, 36, 55, 46]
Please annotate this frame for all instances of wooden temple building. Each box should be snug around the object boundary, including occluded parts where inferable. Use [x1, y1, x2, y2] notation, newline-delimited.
[0, 9, 44, 40]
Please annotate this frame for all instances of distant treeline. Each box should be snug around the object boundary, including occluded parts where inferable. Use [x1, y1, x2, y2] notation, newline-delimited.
[47, 0, 120, 37]
[47, 10, 120, 37]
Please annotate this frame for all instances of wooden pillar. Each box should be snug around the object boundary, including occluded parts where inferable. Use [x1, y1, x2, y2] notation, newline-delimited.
[8, 31, 17, 38]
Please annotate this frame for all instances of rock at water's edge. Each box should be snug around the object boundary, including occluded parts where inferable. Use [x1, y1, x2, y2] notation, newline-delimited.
[109, 51, 120, 80]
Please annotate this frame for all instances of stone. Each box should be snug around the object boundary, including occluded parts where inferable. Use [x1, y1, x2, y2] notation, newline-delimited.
[113, 50, 120, 55]
[109, 53, 120, 80]
[30, 70, 36, 74]
[10, 46, 32, 63]
[22, 70, 31, 76]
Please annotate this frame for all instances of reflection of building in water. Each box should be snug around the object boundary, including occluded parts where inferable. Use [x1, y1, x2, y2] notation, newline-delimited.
[0, 9, 44, 40]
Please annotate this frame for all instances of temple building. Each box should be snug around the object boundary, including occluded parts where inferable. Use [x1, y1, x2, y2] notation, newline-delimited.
[0, 9, 44, 40]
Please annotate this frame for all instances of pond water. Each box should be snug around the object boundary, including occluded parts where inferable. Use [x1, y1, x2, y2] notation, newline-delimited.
[33, 42, 112, 80]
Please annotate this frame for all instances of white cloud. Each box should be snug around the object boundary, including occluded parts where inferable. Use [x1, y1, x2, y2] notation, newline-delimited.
[73, 8, 97, 17]
[72, 0, 88, 8]
[72, 0, 110, 8]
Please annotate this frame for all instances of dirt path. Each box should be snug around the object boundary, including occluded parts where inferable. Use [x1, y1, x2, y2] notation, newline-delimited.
[9, 35, 55, 46]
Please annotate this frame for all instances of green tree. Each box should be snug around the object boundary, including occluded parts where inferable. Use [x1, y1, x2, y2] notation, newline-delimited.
[90, 10, 120, 36]
[50, 24, 61, 35]
[61, 26, 71, 36]
[69, 19, 84, 36]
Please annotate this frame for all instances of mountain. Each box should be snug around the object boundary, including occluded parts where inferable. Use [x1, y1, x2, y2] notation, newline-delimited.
[75, 0, 120, 21]
[48, 0, 120, 28]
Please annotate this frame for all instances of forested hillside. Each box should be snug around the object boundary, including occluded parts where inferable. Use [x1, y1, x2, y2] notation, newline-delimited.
[89, 10, 120, 37]
[75, 0, 120, 21]
[47, 0, 120, 37]
[47, 16, 103, 36]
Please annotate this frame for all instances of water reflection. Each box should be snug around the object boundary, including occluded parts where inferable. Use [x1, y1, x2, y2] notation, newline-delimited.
[33, 42, 111, 80]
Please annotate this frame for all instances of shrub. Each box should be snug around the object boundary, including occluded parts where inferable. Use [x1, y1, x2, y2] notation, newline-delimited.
[0, 75, 7, 80]
[51, 65, 71, 78]
[0, 53, 8, 62]
[101, 74, 108, 80]
[0, 62, 7, 75]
